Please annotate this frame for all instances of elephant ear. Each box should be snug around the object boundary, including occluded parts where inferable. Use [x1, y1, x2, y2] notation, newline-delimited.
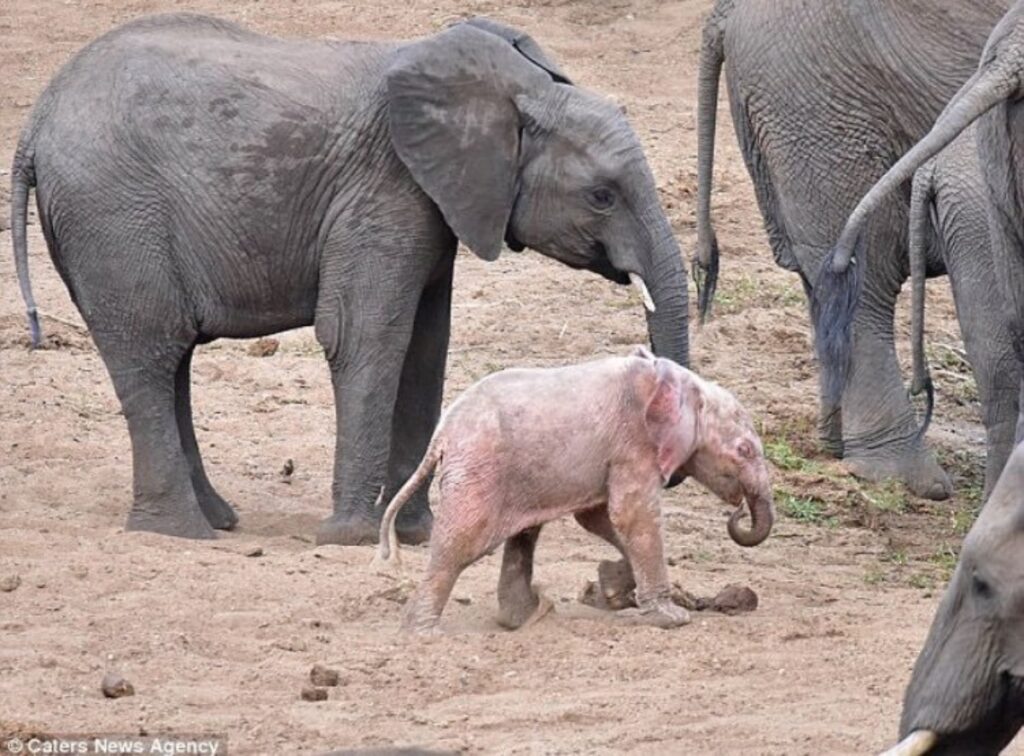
[387, 24, 553, 261]
[643, 359, 700, 484]
[454, 17, 573, 84]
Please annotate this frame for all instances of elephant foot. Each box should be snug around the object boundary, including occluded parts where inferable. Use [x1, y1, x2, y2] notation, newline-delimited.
[817, 406, 844, 459]
[315, 511, 380, 546]
[618, 599, 691, 629]
[597, 559, 637, 610]
[497, 583, 542, 630]
[395, 506, 433, 546]
[125, 496, 217, 540]
[844, 448, 952, 501]
[196, 489, 238, 531]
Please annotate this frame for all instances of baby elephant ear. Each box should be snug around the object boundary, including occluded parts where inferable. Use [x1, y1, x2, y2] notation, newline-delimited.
[387, 24, 553, 261]
[644, 360, 699, 484]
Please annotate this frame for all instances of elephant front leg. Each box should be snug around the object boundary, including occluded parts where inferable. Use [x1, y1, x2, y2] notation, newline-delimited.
[606, 481, 689, 629]
[385, 260, 454, 545]
[315, 314, 415, 546]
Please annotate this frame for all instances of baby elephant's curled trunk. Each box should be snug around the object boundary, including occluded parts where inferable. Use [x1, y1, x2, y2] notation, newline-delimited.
[727, 493, 774, 547]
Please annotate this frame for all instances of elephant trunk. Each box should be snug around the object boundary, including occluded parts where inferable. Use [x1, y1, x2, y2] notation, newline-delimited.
[727, 489, 774, 547]
[642, 225, 690, 368]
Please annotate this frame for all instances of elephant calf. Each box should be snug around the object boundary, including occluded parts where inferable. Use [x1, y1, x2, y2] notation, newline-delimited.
[376, 348, 774, 633]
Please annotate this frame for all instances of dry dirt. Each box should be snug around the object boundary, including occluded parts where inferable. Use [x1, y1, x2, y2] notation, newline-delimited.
[0, 1, 1018, 754]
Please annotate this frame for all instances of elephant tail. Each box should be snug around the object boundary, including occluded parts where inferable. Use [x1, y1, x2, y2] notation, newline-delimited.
[694, 0, 733, 324]
[813, 64, 1019, 408]
[908, 162, 936, 442]
[376, 434, 444, 567]
[11, 139, 41, 348]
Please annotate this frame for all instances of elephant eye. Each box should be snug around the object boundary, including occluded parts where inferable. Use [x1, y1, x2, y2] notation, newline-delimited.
[588, 187, 615, 210]
[972, 573, 993, 599]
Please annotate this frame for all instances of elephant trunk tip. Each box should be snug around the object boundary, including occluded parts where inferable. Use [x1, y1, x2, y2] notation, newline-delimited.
[727, 494, 773, 548]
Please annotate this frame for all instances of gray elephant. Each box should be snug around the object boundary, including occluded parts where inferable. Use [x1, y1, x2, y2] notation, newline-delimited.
[823, 0, 1024, 455]
[696, 0, 1010, 499]
[10, 14, 690, 544]
[878, 442, 1024, 756]
[908, 126, 1020, 496]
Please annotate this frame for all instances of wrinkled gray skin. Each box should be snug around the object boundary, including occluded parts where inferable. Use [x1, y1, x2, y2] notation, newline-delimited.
[376, 348, 774, 634]
[696, 0, 1010, 499]
[824, 2, 1024, 456]
[908, 127, 1020, 498]
[881, 443, 1024, 756]
[10, 14, 690, 544]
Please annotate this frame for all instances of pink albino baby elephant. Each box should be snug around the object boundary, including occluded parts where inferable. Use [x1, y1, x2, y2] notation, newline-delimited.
[377, 347, 774, 633]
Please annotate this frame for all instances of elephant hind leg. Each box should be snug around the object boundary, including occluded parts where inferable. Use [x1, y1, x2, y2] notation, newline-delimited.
[96, 335, 214, 540]
[496, 526, 549, 630]
[174, 346, 238, 530]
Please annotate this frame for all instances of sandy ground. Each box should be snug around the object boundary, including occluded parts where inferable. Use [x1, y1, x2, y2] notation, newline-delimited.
[1, 0, 1019, 753]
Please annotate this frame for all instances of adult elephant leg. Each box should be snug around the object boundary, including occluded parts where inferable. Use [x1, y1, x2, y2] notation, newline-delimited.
[944, 251, 1021, 497]
[174, 345, 238, 530]
[315, 318, 416, 546]
[312, 227, 440, 546]
[384, 257, 455, 545]
[839, 236, 951, 500]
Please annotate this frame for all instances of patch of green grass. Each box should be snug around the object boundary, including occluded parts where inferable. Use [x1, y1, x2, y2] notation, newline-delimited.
[883, 547, 909, 566]
[930, 544, 959, 580]
[908, 573, 935, 591]
[859, 480, 909, 515]
[776, 489, 836, 526]
[952, 506, 980, 536]
[715, 273, 760, 315]
[772, 282, 805, 308]
[864, 566, 887, 586]
[765, 438, 814, 472]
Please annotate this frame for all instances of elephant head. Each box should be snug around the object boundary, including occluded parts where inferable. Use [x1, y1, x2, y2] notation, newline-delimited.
[883, 443, 1024, 756]
[386, 21, 689, 365]
[639, 349, 774, 547]
[812, 1, 1024, 408]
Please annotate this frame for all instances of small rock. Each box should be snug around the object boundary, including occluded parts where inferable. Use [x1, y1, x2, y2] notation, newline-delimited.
[248, 337, 279, 357]
[711, 584, 759, 615]
[244, 546, 264, 558]
[280, 459, 294, 481]
[309, 664, 341, 687]
[0, 575, 21, 592]
[301, 685, 328, 702]
[272, 638, 308, 653]
[101, 672, 135, 699]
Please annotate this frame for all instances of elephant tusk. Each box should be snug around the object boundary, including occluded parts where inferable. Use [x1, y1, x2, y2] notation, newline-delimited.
[629, 273, 656, 313]
[878, 730, 938, 756]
